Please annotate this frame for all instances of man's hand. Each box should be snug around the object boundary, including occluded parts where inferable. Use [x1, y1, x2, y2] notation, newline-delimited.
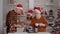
[39, 23, 45, 26]
[35, 23, 39, 27]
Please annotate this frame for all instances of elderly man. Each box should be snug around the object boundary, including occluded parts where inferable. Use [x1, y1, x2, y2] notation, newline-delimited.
[30, 7, 48, 32]
[6, 4, 24, 33]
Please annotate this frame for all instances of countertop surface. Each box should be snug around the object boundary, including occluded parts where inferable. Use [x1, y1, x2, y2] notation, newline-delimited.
[8, 32, 51, 34]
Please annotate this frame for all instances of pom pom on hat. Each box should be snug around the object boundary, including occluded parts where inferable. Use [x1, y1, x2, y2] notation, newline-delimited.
[27, 10, 33, 16]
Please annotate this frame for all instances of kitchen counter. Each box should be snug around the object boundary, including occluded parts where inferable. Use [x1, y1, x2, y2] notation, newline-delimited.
[8, 32, 51, 34]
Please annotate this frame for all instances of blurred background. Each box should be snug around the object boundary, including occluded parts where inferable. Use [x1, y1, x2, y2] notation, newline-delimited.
[0, 0, 60, 34]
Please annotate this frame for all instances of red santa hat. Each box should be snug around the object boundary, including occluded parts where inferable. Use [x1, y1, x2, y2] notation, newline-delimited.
[27, 10, 33, 16]
[34, 7, 43, 14]
[16, 4, 23, 10]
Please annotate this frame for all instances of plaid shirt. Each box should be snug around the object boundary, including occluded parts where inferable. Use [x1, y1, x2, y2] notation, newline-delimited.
[6, 10, 18, 26]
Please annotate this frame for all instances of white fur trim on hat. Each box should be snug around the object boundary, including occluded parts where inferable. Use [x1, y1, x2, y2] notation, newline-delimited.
[27, 13, 32, 16]
[34, 9, 41, 14]
[16, 7, 23, 10]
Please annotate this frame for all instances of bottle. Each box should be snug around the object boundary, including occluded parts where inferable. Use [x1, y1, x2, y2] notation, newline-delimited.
[35, 27, 38, 33]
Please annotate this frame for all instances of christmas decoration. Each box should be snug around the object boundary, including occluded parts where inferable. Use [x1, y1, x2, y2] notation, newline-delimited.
[46, 16, 55, 22]
[57, 9, 60, 18]
[49, 10, 53, 16]
[46, 9, 55, 25]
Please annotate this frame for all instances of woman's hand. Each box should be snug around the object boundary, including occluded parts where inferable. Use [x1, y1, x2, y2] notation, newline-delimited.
[14, 24, 22, 28]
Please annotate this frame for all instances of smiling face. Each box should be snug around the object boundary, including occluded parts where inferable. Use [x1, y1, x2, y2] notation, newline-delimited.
[15, 7, 23, 15]
[27, 14, 32, 20]
[34, 9, 41, 19]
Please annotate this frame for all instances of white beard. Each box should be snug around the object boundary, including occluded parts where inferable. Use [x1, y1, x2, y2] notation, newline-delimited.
[36, 14, 41, 19]
[34, 9, 41, 19]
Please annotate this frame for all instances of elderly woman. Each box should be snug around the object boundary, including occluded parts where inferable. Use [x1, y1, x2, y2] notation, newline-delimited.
[6, 4, 24, 33]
